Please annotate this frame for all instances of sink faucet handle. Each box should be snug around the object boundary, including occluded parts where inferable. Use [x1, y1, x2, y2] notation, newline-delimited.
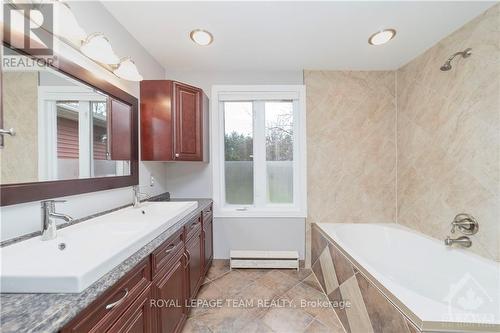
[41, 199, 67, 209]
[41, 199, 67, 204]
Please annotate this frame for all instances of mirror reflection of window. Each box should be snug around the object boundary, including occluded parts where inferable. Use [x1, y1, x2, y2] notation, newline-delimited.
[56, 101, 80, 180]
[92, 101, 111, 177]
[0, 46, 133, 186]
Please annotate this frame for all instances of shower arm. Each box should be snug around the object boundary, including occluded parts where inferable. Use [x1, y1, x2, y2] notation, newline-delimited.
[446, 48, 472, 63]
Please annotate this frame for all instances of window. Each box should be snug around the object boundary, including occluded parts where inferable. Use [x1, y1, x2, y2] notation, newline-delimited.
[224, 102, 254, 205]
[212, 86, 306, 217]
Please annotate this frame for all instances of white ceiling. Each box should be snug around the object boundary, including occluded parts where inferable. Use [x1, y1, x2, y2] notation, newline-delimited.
[102, 1, 495, 71]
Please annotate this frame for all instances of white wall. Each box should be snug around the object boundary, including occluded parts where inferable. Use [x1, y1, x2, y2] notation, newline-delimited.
[164, 70, 306, 259]
[1, 1, 168, 241]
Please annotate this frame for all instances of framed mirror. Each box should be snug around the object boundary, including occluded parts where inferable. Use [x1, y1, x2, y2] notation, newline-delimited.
[0, 42, 139, 206]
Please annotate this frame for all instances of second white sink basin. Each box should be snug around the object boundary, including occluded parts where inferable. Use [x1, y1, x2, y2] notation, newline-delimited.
[0, 201, 198, 293]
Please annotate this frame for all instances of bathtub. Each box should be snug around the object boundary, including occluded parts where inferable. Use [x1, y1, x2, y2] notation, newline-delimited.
[312, 223, 500, 333]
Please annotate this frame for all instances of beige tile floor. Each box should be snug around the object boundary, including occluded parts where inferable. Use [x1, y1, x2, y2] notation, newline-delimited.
[182, 260, 345, 333]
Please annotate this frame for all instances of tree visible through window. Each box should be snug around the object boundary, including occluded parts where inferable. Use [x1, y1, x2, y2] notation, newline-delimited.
[224, 102, 254, 205]
[223, 100, 295, 206]
[266, 101, 293, 203]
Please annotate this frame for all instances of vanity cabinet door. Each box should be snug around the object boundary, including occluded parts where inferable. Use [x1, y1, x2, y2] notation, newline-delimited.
[186, 228, 203, 298]
[202, 211, 213, 274]
[152, 253, 187, 333]
[173, 82, 203, 161]
[107, 285, 153, 333]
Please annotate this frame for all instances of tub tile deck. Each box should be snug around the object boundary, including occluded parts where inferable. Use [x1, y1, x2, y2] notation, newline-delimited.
[311, 224, 420, 333]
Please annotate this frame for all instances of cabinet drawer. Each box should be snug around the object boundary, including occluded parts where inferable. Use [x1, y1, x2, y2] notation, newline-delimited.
[151, 228, 184, 278]
[62, 258, 151, 333]
[185, 215, 202, 241]
[107, 285, 153, 333]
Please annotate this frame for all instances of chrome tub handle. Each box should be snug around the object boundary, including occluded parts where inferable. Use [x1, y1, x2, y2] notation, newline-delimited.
[0, 128, 15, 136]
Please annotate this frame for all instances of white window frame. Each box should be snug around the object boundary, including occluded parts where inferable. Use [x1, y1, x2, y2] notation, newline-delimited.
[211, 85, 307, 218]
[37, 86, 107, 180]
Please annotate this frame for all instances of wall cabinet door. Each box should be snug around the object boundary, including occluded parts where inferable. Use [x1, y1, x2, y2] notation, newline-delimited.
[186, 229, 203, 298]
[140, 80, 174, 161]
[108, 98, 132, 160]
[140, 80, 207, 162]
[153, 254, 187, 333]
[173, 82, 203, 161]
[107, 285, 153, 333]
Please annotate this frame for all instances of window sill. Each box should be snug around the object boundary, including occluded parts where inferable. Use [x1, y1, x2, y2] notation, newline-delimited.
[214, 208, 307, 219]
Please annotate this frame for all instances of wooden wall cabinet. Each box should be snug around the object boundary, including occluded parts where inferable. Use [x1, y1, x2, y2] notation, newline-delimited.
[62, 205, 214, 333]
[140, 80, 209, 162]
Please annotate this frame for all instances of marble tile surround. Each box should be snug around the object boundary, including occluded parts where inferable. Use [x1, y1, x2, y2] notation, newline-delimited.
[305, 4, 499, 263]
[304, 70, 397, 266]
[397, 4, 500, 260]
[0, 71, 38, 184]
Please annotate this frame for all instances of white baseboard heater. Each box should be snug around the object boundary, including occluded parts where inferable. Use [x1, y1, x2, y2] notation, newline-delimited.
[230, 250, 299, 270]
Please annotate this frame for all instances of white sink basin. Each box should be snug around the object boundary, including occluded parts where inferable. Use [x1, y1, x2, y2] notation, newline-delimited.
[0, 201, 198, 293]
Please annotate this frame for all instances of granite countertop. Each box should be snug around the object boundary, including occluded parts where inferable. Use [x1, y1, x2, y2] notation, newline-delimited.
[0, 195, 212, 333]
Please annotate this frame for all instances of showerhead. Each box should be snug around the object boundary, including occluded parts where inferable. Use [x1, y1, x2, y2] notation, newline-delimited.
[440, 48, 472, 72]
[440, 61, 452, 71]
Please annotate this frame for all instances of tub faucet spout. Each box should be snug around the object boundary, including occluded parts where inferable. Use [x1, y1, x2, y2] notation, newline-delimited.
[444, 236, 472, 248]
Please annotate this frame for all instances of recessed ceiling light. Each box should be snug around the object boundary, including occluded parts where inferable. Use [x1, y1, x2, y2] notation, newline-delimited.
[190, 29, 213, 46]
[368, 29, 396, 46]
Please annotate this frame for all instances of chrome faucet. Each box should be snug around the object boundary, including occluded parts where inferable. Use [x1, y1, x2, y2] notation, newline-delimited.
[41, 200, 73, 241]
[444, 213, 478, 248]
[132, 185, 150, 208]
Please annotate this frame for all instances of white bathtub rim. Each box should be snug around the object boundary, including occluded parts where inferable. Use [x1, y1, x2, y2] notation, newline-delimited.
[325, 222, 495, 265]
[314, 223, 500, 333]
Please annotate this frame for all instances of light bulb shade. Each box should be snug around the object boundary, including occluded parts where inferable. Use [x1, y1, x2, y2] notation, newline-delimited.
[113, 58, 143, 81]
[52, 1, 87, 45]
[81, 33, 120, 65]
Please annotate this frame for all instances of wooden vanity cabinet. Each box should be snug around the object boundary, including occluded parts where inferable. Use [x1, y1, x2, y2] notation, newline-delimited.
[107, 285, 153, 333]
[185, 218, 204, 299]
[202, 205, 214, 274]
[140, 80, 208, 162]
[61, 204, 214, 333]
[61, 258, 151, 333]
[152, 250, 187, 333]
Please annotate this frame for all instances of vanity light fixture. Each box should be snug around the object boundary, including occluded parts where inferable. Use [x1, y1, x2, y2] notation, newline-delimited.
[9, 1, 142, 81]
[368, 29, 396, 46]
[81, 33, 120, 65]
[52, 0, 87, 45]
[113, 58, 143, 82]
[189, 29, 213, 46]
